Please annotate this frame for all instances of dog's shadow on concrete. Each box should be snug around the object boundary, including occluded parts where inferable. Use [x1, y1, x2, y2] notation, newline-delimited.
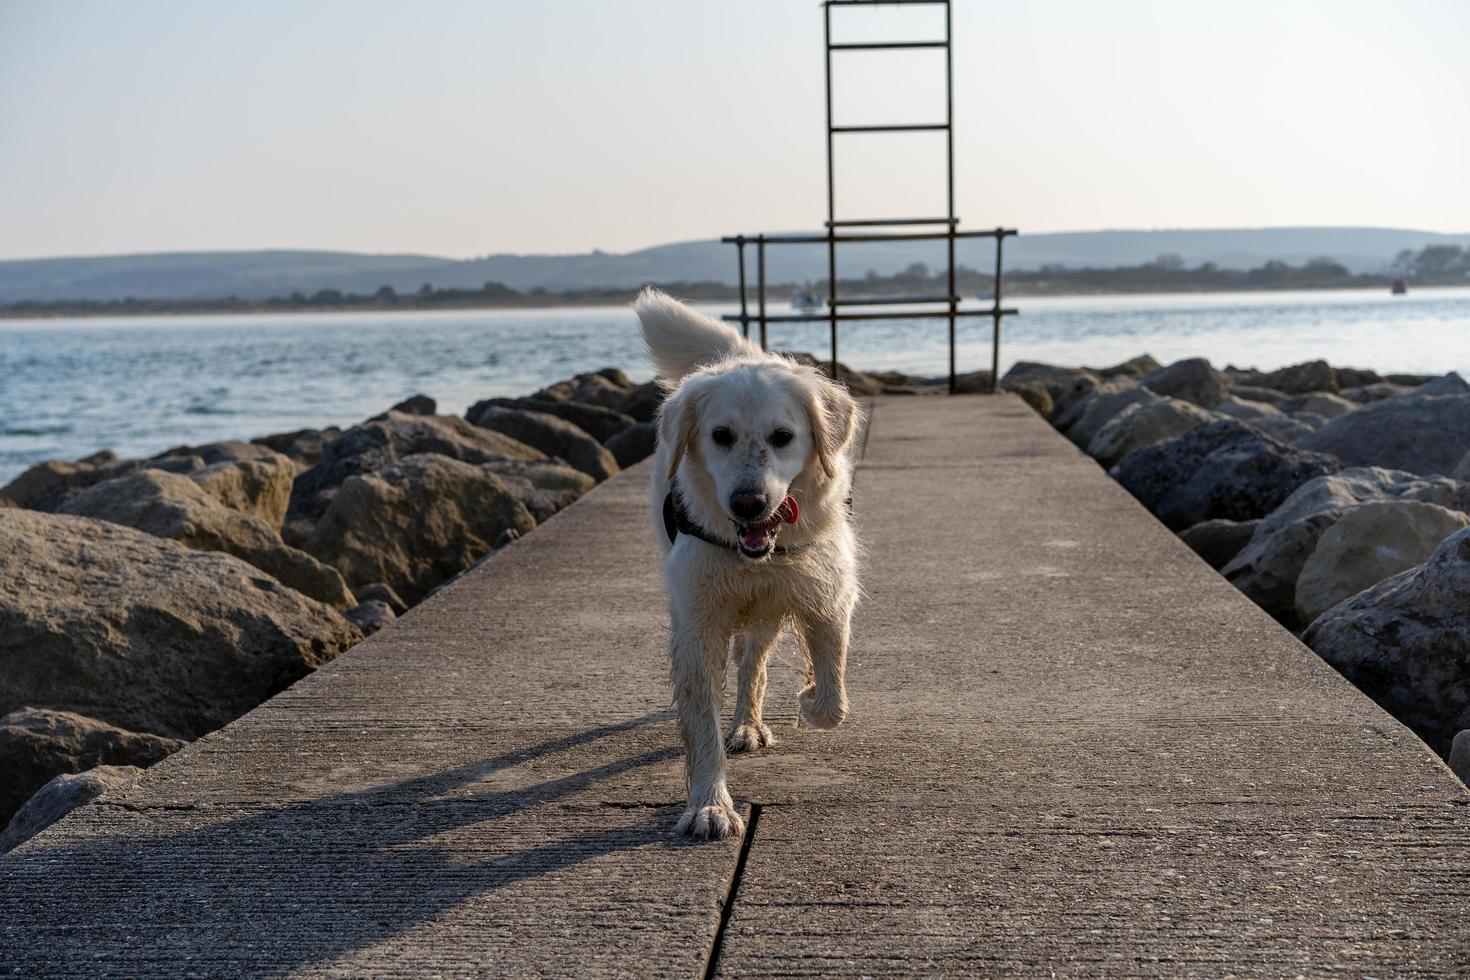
[0, 710, 724, 975]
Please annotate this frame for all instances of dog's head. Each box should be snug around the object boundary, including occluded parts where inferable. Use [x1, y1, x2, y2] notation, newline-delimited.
[660, 357, 861, 559]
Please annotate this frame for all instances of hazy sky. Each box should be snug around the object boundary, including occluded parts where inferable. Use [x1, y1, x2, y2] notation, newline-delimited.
[1, 0, 1466, 261]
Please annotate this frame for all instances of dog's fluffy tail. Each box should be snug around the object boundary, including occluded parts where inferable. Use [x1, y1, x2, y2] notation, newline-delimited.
[634, 287, 759, 383]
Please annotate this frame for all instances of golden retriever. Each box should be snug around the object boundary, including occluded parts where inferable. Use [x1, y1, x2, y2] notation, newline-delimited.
[634, 288, 863, 839]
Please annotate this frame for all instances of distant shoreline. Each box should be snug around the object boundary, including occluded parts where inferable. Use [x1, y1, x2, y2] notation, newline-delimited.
[2, 279, 1460, 322]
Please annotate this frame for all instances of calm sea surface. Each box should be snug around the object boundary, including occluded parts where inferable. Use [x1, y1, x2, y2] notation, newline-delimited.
[3, 286, 1468, 484]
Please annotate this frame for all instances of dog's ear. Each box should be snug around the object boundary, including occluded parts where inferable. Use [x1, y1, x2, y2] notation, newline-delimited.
[659, 387, 705, 482]
[807, 383, 862, 480]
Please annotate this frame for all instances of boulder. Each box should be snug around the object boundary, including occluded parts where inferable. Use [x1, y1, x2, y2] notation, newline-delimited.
[1228, 384, 1290, 405]
[1221, 511, 1340, 623]
[467, 405, 618, 481]
[1257, 360, 1338, 394]
[1385, 373, 1437, 387]
[0, 453, 136, 511]
[344, 600, 396, 636]
[1213, 397, 1284, 421]
[153, 441, 296, 528]
[355, 582, 408, 616]
[1341, 382, 1410, 404]
[288, 411, 544, 525]
[1087, 398, 1214, 468]
[0, 708, 183, 826]
[1406, 373, 1469, 399]
[952, 371, 995, 396]
[303, 454, 536, 606]
[1057, 381, 1160, 449]
[0, 765, 143, 853]
[56, 470, 354, 609]
[1303, 526, 1470, 756]
[1333, 367, 1383, 389]
[1451, 731, 1470, 787]
[1142, 358, 1228, 408]
[252, 427, 343, 471]
[1297, 394, 1470, 476]
[484, 459, 596, 523]
[1092, 354, 1162, 378]
[1002, 380, 1053, 417]
[620, 381, 665, 423]
[604, 421, 658, 469]
[469, 396, 636, 444]
[388, 393, 436, 416]
[1295, 500, 1469, 626]
[1113, 420, 1340, 531]
[1241, 416, 1315, 445]
[0, 510, 361, 741]
[1002, 363, 1101, 419]
[534, 370, 636, 410]
[1293, 392, 1356, 420]
[1178, 518, 1260, 570]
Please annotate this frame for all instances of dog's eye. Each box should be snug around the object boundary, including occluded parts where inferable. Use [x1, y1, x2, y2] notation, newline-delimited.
[770, 428, 794, 448]
[711, 427, 735, 448]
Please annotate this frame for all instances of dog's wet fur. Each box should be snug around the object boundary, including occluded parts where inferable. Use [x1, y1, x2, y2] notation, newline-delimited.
[636, 288, 863, 839]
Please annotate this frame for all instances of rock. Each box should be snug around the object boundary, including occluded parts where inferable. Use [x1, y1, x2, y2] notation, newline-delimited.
[604, 421, 658, 469]
[0, 765, 142, 853]
[781, 352, 886, 396]
[56, 470, 355, 609]
[355, 582, 408, 616]
[1242, 417, 1316, 444]
[1303, 526, 1470, 756]
[1294, 392, 1357, 420]
[469, 396, 636, 444]
[0, 510, 361, 741]
[1291, 411, 1328, 431]
[1114, 420, 1340, 531]
[1385, 372, 1437, 387]
[1341, 382, 1410, 404]
[1142, 358, 1229, 409]
[0, 454, 135, 511]
[484, 459, 596, 523]
[1295, 500, 1470, 626]
[288, 412, 544, 526]
[1257, 467, 1470, 537]
[1297, 394, 1470, 476]
[467, 405, 618, 481]
[303, 454, 536, 605]
[1257, 360, 1338, 394]
[1407, 372, 1470, 398]
[620, 381, 665, 423]
[952, 371, 995, 396]
[1333, 367, 1383, 389]
[1057, 381, 1160, 449]
[1088, 398, 1215, 468]
[1179, 518, 1260, 570]
[388, 393, 436, 416]
[1455, 450, 1470, 482]
[153, 441, 296, 528]
[1002, 363, 1101, 418]
[1451, 731, 1470, 786]
[252, 427, 343, 471]
[343, 600, 396, 636]
[1228, 384, 1290, 405]
[1002, 380, 1053, 417]
[1213, 397, 1284, 421]
[1092, 354, 1162, 378]
[534, 370, 635, 410]
[1222, 511, 1340, 623]
[0, 708, 183, 826]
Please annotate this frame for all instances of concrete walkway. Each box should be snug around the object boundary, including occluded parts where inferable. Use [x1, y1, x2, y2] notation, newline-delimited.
[3, 396, 1469, 977]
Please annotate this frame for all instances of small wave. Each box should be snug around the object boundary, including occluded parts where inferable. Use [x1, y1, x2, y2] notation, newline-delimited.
[2, 424, 73, 436]
[183, 405, 236, 416]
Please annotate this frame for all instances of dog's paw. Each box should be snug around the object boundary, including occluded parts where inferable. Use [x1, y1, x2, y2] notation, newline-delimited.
[675, 802, 745, 841]
[797, 682, 848, 730]
[725, 722, 775, 754]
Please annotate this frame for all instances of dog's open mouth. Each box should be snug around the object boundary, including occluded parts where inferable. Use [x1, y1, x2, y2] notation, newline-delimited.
[734, 495, 799, 559]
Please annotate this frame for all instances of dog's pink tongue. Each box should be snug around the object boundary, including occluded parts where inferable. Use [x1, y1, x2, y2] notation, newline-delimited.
[778, 495, 799, 525]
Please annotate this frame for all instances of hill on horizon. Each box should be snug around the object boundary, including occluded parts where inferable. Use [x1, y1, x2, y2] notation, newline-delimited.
[2, 227, 1468, 304]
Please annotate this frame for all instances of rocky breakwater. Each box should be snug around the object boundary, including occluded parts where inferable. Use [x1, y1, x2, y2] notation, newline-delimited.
[0, 369, 662, 848]
[1004, 355, 1470, 783]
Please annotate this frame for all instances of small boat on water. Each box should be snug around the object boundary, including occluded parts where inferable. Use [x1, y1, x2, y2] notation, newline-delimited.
[1391, 277, 1408, 295]
[791, 290, 822, 313]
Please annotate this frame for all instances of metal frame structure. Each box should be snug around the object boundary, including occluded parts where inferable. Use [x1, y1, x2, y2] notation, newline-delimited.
[721, 0, 1017, 394]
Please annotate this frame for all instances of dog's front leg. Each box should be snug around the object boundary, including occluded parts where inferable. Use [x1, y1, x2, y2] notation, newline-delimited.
[670, 610, 744, 840]
[796, 595, 854, 730]
[725, 619, 782, 754]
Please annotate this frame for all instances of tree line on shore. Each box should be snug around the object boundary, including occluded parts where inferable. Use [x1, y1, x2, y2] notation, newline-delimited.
[4, 245, 1467, 318]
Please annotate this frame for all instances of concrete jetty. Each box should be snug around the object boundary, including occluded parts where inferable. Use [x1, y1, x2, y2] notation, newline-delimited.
[3, 396, 1468, 976]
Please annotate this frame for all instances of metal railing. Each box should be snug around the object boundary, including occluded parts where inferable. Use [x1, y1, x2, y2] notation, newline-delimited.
[720, 0, 1018, 395]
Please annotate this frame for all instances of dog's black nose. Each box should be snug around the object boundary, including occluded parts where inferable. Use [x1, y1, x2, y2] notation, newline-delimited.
[730, 492, 768, 521]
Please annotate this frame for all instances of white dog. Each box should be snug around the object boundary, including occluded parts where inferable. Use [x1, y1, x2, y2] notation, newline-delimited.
[634, 288, 863, 840]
